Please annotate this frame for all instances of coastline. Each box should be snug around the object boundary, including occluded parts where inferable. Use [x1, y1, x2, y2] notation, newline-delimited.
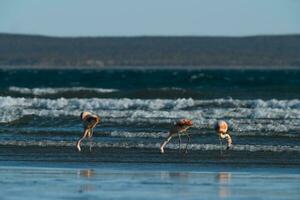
[1, 161, 300, 173]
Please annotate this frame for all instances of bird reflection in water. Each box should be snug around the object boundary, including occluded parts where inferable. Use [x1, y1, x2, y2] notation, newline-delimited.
[77, 169, 95, 193]
[216, 172, 231, 198]
[159, 171, 190, 181]
[78, 169, 94, 178]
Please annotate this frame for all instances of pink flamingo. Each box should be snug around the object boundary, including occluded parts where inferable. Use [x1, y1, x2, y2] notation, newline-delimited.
[76, 111, 100, 152]
[215, 120, 232, 151]
[160, 119, 193, 154]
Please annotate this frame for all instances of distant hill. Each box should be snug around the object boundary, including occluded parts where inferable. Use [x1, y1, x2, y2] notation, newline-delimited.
[0, 33, 300, 68]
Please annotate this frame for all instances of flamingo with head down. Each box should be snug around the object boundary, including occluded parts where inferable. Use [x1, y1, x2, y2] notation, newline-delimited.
[215, 120, 232, 150]
[160, 119, 193, 154]
[76, 111, 100, 152]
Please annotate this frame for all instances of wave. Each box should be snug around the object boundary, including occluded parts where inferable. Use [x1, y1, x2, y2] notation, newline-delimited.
[8, 86, 118, 95]
[1, 96, 300, 111]
[0, 96, 299, 133]
[0, 140, 299, 153]
[107, 130, 300, 138]
[1, 126, 298, 139]
[109, 131, 166, 138]
[149, 87, 187, 91]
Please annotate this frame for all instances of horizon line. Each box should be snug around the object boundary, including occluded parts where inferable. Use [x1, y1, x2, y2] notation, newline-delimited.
[1, 32, 300, 39]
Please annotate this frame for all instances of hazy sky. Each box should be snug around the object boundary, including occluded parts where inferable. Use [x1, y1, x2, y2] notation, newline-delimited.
[0, 0, 299, 36]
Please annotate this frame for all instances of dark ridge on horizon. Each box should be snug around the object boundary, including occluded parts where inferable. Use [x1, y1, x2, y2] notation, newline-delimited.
[0, 33, 300, 68]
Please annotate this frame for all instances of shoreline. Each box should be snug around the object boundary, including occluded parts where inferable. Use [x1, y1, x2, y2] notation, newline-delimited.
[1, 161, 300, 173]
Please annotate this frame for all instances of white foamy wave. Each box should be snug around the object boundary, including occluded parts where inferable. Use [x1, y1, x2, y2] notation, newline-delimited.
[0, 140, 299, 153]
[103, 129, 300, 138]
[0, 96, 196, 113]
[2, 96, 300, 111]
[8, 86, 118, 95]
[0, 97, 299, 133]
[109, 131, 166, 138]
[156, 87, 187, 91]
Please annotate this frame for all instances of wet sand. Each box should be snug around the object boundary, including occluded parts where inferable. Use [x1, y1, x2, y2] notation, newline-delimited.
[0, 164, 299, 200]
[0, 144, 299, 199]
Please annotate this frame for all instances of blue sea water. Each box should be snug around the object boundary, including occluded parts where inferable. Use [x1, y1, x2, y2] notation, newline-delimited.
[0, 68, 300, 199]
[1, 165, 299, 200]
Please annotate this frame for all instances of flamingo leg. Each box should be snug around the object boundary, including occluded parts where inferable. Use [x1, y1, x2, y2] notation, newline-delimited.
[87, 121, 98, 152]
[160, 135, 172, 154]
[219, 137, 223, 155]
[76, 129, 89, 152]
[185, 133, 191, 154]
[88, 128, 93, 152]
[178, 134, 182, 153]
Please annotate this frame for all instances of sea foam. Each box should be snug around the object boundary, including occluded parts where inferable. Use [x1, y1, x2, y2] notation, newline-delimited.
[8, 86, 118, 95]
[0, 140, 299, 153]
[0, 96, 299, 133]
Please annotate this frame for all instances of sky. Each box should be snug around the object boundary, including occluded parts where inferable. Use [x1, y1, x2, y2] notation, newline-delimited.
[0, 0, 299, 37]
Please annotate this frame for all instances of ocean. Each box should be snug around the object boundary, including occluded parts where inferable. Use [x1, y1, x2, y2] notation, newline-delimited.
[0, 68, 300, 199]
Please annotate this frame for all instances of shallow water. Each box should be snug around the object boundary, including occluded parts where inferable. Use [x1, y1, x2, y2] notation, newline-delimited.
[0, 165, 299, 200]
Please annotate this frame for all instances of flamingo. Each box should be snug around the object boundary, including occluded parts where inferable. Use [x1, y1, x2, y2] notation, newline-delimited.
[160, 119, 193, 154]
[76, 111, 100, 152]
[215, 120, 232, 151]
